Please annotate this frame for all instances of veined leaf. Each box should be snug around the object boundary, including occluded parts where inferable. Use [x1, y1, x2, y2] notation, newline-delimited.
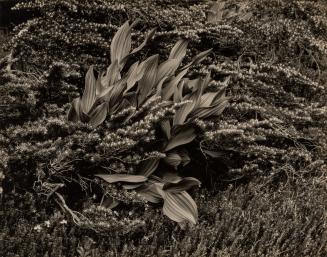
[191, 98, 229, 119]
[165, 127, 196, 151]
[102, 60, 120, 89]
[163, 177, 201, 193]
[120, 28, 157, 66]
[99, 62, 120, 99]
[169, 39, 188, 61]
[175, 76, 209, 124]
[160, 120, 171, 139]
[125, 60, 148, 95]
[88, 102, 108, 127]
[96, 71, 106, 96]
[199, 92, 217, 108]
[183, 49, 212, 70]
[138, 55, 159, 104]
[195, 72, 211, 108]
[156, 58, 179, 83]
[124, 61, 140, 94]
[108, 79, 127, 112]
[148, 175, 164, 184]
[138, 158, 160, 177]
[96, 174, 148, 183]
[173, 73, 210, 125]
[212, 86, 227, 105]
[67, 97, 81, 122]
[137, 182, 164, 203]
[156, 76, 169, 96]
[162, 191, 198, 225]
[122, 183, 144, 190]
[98, 85, 113, 102]
[131, 28, 156, 55]
[173, 93, 197, 126]
[173, 80, 184, 103]
[81, 66, 96, 114]
[199, 92, 217, 107]
[163, 152, 182, 169]
[162, 68, 189, 100]
[110, 21, 131, 65]
[80, 110, 91, 123]
[162, 172, 182, 183]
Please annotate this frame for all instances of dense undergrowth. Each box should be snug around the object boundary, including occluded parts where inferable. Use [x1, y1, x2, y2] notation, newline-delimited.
[2, 175, 327, 256]
[1, 0, 327, 256]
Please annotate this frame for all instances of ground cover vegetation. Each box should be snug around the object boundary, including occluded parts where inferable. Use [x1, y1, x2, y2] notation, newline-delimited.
[1, 0, 327, 256]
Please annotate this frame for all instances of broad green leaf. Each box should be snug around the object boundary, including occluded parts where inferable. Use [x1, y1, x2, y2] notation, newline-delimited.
[99, 62, 120, 99]
[116, 98, 132, 112]
[138, 158, 160, 177]
[191, 98, 229, 119]
[96, 174, 148, 183]
[122, 183, 144, 190]
[162, 191, 198, 225]
[81, 66, 96, 114]
[138, 55, 159, 104]
[212, 86, 227, 104]
[173, 74, 210, 125]
[173, 80, 184, 103]
[88, 102, 108, 127]
[80, 110, 91, 123]
[67, 97, 81, 122]
[183, 49, 212, 70]
[124, 61, 140, 94]
[120, 28, 157, 66]
[160, 120, 171, 139]
[110, 21, 131, 65]
[108, 79, 127, 112]
[164, 127, 196, 151]
[169, 39, 188, 61]
[156, 58, 180, 83]
[162, 68, 189, 100]
[125, 61, 148, 95]
[148, 175, 164, 183]
[195, 72, 211, 108]
[98, 85, 113, 102]
[173, 93, 197, 126]
[199, 92, 217, 108]
[102, 60, 120, 88]
[96, 71, 106, 96]
[130, 28, 156, 55]
[163, 177, 201, 193]
[162, 172, 182, 183]
[163, 152, 182, 169]
[137, 182, 164, 203]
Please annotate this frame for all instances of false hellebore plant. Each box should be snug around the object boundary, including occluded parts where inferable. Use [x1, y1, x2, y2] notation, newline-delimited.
[67, 21, 228, 226]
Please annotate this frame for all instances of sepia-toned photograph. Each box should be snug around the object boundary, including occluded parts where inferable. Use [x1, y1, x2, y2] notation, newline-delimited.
[1, 0, 327, 256]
